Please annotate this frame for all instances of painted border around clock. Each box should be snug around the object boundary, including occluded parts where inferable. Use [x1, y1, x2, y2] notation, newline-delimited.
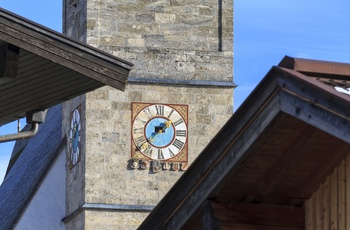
[130, 102, 189, 163]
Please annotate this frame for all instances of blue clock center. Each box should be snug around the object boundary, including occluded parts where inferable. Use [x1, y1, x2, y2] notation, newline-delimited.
[145, 117, 174, 148]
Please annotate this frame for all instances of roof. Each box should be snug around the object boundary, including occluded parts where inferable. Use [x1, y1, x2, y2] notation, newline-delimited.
[0, 7, 133, 126]
[139, 56, 350, 229]
[0, 105, 64, 229]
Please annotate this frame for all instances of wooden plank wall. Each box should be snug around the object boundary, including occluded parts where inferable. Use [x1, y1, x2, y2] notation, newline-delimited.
[305, 155, 350, 230]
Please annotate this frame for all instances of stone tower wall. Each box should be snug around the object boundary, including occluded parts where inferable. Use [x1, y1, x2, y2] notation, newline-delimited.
[63, 0, 234, 229]
[62, 1, 87, 229]
[63, 0, 87, 41]
[85, 0, 233, 81]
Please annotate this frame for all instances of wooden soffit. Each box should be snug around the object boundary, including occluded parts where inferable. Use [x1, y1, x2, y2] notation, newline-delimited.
[0, 8, 133, 126]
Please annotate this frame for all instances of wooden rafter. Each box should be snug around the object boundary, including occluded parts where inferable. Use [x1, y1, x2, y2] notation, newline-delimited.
[211, 202, 304, 229]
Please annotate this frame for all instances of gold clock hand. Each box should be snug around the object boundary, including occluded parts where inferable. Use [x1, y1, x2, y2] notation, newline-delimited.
[164, 120, 172, 128]
[141, 142, 149, 150]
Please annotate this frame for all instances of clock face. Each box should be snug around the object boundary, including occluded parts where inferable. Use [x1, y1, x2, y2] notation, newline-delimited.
[69, 106, 81, 168]
[131, 103, 188, 161]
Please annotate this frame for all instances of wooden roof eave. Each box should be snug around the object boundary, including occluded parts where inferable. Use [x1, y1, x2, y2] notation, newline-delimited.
[0, 8, 133, 125]
[138, 67, 286, 229]
[138, 66, 350, 229]
[0, 7, 133, 90]
[275, 67, 350, 145]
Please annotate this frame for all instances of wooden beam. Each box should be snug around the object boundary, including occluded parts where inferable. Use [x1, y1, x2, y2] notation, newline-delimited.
[289, 144, 350, 198]
[221, 223, 304, 230]
[210, 202, 305, 228]
[243, 123, 315, 203]
[203, 201, 220, 230]
[0, 44, 19, 84]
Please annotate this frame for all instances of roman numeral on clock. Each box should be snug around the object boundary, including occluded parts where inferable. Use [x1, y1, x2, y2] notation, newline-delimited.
[155, 105, 164, 116]
[168, 148, 175, 158]
[134, 136, 146, 148]
[133, 127, 143, 134]
[143, 145, 153, 156]
[158, 149, 165, 159]
[172, 138, 185, 150]
[176, 130, 186, 137]
[174, 118, 184, 126]
[136, 117, 147, 125]
[167, 109, 174, 119]
[143, 107, 153, 119]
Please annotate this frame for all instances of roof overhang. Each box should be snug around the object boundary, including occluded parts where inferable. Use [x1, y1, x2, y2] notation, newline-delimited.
[0, 8, 133, 126]
[139, 56, 350, 229]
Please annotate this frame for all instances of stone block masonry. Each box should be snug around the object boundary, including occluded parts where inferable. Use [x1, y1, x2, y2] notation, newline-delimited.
[85, 0, 233, 82]
[82, 84, 233, 229]
[63, 0, 234, 228]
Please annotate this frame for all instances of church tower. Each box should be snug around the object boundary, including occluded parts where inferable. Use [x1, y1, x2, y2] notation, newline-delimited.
[62, 0, 234, 229]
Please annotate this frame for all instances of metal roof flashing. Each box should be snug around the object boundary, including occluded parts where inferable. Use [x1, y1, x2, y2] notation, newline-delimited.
[279, 56, 350, 79]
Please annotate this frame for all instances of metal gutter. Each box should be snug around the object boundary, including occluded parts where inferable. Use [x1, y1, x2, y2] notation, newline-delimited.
[0, 109, 47, 143]
[0, 123, 39, 143]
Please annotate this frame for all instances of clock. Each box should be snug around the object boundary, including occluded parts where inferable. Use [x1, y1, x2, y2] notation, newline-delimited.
[69, 106, 82, 168]
[131, 103, 188, 162]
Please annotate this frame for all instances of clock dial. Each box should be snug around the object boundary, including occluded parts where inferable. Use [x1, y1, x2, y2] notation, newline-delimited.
[132, 103, 188, 161]
[69, 107, 81, 167]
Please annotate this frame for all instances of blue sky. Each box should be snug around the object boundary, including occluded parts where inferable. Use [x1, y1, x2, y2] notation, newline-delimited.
[1, 1, 350, 182]
[235, 0, 350, 107]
